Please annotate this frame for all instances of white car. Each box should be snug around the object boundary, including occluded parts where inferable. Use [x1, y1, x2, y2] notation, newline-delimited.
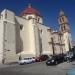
[18, 58, 35, 65]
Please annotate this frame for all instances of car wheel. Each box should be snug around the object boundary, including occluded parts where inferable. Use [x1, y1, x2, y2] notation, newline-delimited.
[46, 62, 49, 66]
[20, 63, 24, 65]
[39, 60, 42, 62]
[55, 61, 58, 65]
[24, 62, 26, 65]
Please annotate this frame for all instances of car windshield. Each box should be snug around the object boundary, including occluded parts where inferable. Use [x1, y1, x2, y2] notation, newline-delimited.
[52, 55, 59, 59]
[24, 58, 32, 60]
[48, 55, 55, 60]
[49, 55, 53, 59]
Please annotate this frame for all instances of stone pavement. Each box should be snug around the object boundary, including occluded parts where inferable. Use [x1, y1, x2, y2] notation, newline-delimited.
[0, 62, 18, 69]
[0, 61, 75, 75]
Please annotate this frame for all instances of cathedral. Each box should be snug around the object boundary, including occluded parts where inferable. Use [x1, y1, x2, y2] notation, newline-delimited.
[0, 4, 72, 64]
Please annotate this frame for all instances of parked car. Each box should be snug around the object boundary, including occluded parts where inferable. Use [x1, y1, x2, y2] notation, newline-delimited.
[46, 54, 64, 66]
[35, 55, 49, 62]
[32, 57, 36, 62]
[18, 57, 35, 65]
[64, 51, 75, 62]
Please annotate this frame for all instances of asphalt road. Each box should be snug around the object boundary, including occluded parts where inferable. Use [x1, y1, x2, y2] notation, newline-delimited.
[0, 61, 75, 75]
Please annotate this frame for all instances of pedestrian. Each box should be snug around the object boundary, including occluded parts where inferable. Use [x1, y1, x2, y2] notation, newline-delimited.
[19, 56, 22, 60]
[66, 56, 70, 63]
[66, 52, 70, 63]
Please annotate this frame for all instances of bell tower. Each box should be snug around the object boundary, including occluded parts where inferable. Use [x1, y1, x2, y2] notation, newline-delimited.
[58, 10, 70, 33]
[58, 10, 73, 52]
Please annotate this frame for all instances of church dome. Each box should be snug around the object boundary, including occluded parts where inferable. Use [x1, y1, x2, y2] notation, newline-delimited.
[21, 4, 41, 16]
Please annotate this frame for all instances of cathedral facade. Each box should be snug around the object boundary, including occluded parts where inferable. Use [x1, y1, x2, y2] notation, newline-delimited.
[0, 5, 72, 64]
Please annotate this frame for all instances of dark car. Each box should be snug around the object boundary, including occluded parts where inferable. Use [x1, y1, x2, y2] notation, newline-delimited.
[36, 55, 49, 62]
[46, 54, 64, 66]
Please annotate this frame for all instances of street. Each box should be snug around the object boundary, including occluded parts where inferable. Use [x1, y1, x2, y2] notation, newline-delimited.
[0, 61, 75, 75]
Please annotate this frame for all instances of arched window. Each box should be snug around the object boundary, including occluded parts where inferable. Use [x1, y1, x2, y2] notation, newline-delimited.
[60, 17, 64, 23]
[62, 17, 64, 22]
[1, 14, 3, 19]
[64, 25, 65, 30]
[28, 16, 32, 19]
[40, 29, 43, 34]
[38, 18, 40, 22]
[20, 25, 23, 30]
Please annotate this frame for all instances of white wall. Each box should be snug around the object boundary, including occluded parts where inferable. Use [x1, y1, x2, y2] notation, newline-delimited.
[63, 32, 72, 52]
[38, 24, 53, 55]
[0, 9, 19, 63]
[16, 16, 37, 57]
[0, 20, 4, 63]
[2, 9, 19, 63]
[28, 19, 37, 56]
[52, 32, 61, 54]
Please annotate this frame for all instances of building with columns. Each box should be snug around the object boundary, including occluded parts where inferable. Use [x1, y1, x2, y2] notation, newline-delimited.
[0, 4, 72, 64]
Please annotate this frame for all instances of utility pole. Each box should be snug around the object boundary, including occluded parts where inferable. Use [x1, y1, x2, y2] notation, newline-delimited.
[51, 37, 55, 55]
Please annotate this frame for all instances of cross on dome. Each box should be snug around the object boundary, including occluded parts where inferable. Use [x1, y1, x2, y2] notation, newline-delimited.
[59, 9, 65, 16]
[28, 3, 32, 8]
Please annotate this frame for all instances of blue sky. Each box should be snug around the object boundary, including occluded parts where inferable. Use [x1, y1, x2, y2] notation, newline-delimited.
[0, 0, 75, 40]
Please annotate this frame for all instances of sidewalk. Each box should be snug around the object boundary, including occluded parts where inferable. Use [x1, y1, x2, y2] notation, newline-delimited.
[0, 64, 10, 69]
[0, 62, 18, 69]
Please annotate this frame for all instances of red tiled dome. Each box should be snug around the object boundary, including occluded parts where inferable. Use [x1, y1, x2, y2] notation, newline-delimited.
[21, 4, 41, 16]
